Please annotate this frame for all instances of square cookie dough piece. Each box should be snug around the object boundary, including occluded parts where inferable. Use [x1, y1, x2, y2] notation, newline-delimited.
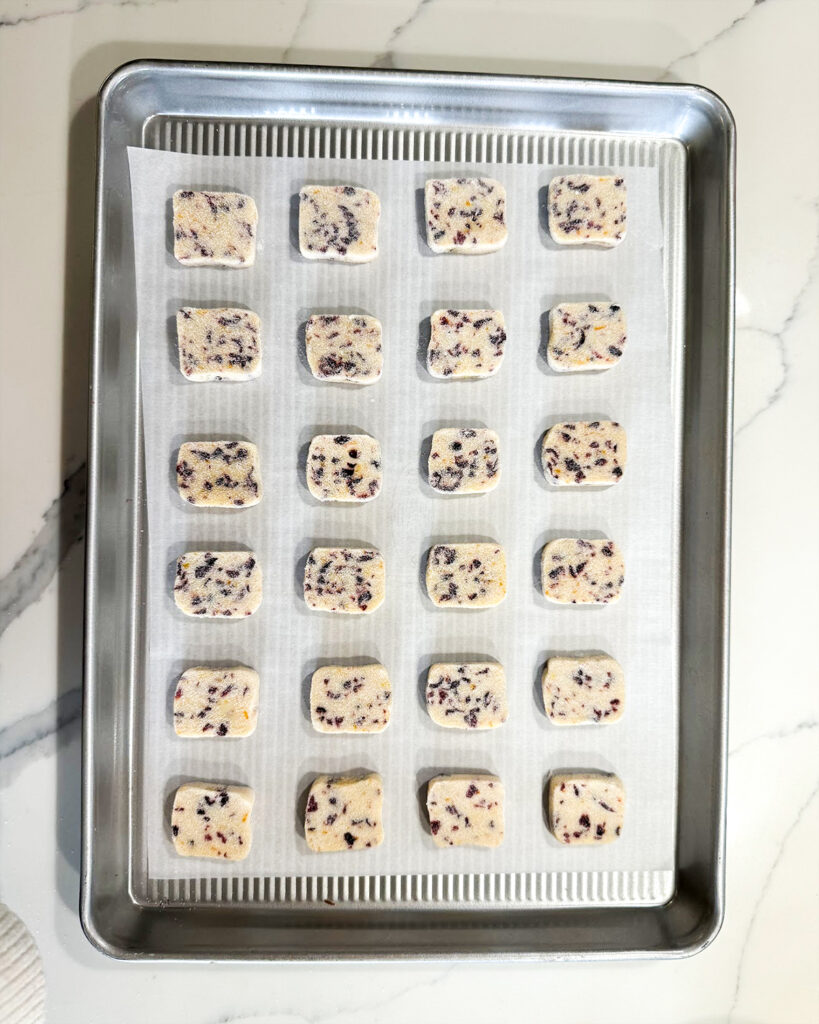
[541, 538, 624, 605]
[310, 663, 392, 733]
[425, 178, 507, 254]
[298, 185, 380, 262]
[426, 663, 508, 730]
[548, 174, 626, 247]
[305, 314, 383, 384]
[304, 773, 384, 852]
[174, 551, 262, 617]
[547, 772, 625, 845]
[542, 654, 625, 725]
[176, 440, 262, 507]
[426, 774, 504, 847]
[172, 190, 257, 267]
[304, 548, 385, 614]
[171, 782, 254, 859]
[427, 309, 506, 378]
[548, 302, 626, 372]
[307, 434, 382, 502]
[177, 308, 261, 381]
[541, 421, 627, 486]
[174, 665, 260, 737]
[426, 543, 507, 608]
[428, 428, 500, 494]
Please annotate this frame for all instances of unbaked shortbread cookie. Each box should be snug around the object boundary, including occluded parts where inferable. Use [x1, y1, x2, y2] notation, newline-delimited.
[542, 654, 625, 725]
[307, 434, 382, 502]
[298, 185, 380, 262]
[541, 539, 624, 605]
[427, 309, 506, 378]
[547, 772, 625, 845]
[303, 548, 385, 614]
[176, 441, 262, 507]
[305, 314, 383, 384]
[547, 175, 627, 246]
[541, 421, 627, 486]
[174, 665, 260, 737]
[176, 308, 261, 381]
[426, 775, 504, 848]
[424, 178, 507, 254]
[428, 428, 500, 494]
[171, 782, 254, 859]
[426, 663, 508, 730]
[548, 303, 626, 372]
[174, 551, 262, 617]
[304, 773, 384, 852]
[172, 190, 257, 266]
[426, 543, 507, 608]
[310, 663, 392, 733]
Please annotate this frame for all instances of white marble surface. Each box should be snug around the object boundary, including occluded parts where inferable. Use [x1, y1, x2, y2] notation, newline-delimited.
[0, 0, 817, 1021]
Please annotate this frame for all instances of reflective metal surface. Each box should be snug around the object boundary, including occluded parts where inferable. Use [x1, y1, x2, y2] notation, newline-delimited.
[82, 60, 734, 960]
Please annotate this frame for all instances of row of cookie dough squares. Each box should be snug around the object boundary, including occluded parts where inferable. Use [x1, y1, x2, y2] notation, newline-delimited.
[172, 540, 625, 618]
[175, 302, 627, 382]
[171, 770, 626, 860]
[172, 175, 627, 268]
[173, 655, 624, 739]
[173, 421, 627, 508]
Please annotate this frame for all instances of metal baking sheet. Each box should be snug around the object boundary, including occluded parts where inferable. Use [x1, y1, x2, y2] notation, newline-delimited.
[82, 61, 734, 961]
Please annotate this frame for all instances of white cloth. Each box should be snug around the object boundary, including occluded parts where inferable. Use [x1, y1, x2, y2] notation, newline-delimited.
[0, 903, 45, 1024]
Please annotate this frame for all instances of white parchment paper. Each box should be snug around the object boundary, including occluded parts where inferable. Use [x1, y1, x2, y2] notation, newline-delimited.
[128, 146, 679, 893]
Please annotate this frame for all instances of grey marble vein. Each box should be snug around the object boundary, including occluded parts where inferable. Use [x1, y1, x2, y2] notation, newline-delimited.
[730, 718, 818, 758]
[370, 0, 435, 69]
[0, 687, 81, 783]
[730, 778, 818, 1017]
[280, 0, 313, 64]
[0, 0, 175, 29]
[736, 238, 818, 436]
[0, 462, 86, 639]
[205, 968, 452, 1024]
[661, 0, 768, 76]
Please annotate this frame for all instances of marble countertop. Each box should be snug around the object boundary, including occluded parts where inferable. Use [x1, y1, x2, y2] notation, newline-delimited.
[0, 1, 817, 1021]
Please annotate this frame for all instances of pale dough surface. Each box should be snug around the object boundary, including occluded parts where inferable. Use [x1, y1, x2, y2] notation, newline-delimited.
[426, 662, 508, 729]
[305, 314, 383, 384]
[547, 302, 626, 372]
[541, 421, 626, 486]
[172, 189, 257, 266]
[174, 551, 262, 618]
[176, 307, 261, 381]
[427, 309, 506, 378]
[304, 773, 384, 852]
[426, 543, 507, 608]
[547, 175, 627, 247]
[307, 434, 382, 502]
[171, 782, 254, 859]
[174, 665, 260, 737]
[424, 177, 507, 254]
[542, 654, 625, 725]
[426, 774, 504, 848]
[541, 538, 624, 604]
[548, 772, 625, 845]
[298, 185, 380, 262]
[310, 664, 392, 733]
[303, 548, 385, 613]
[428, 428, 500, 494]
[176, 441, 262, 507]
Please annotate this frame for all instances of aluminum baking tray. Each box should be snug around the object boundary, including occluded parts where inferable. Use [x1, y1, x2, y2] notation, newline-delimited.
[82, 60, 734, 961]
